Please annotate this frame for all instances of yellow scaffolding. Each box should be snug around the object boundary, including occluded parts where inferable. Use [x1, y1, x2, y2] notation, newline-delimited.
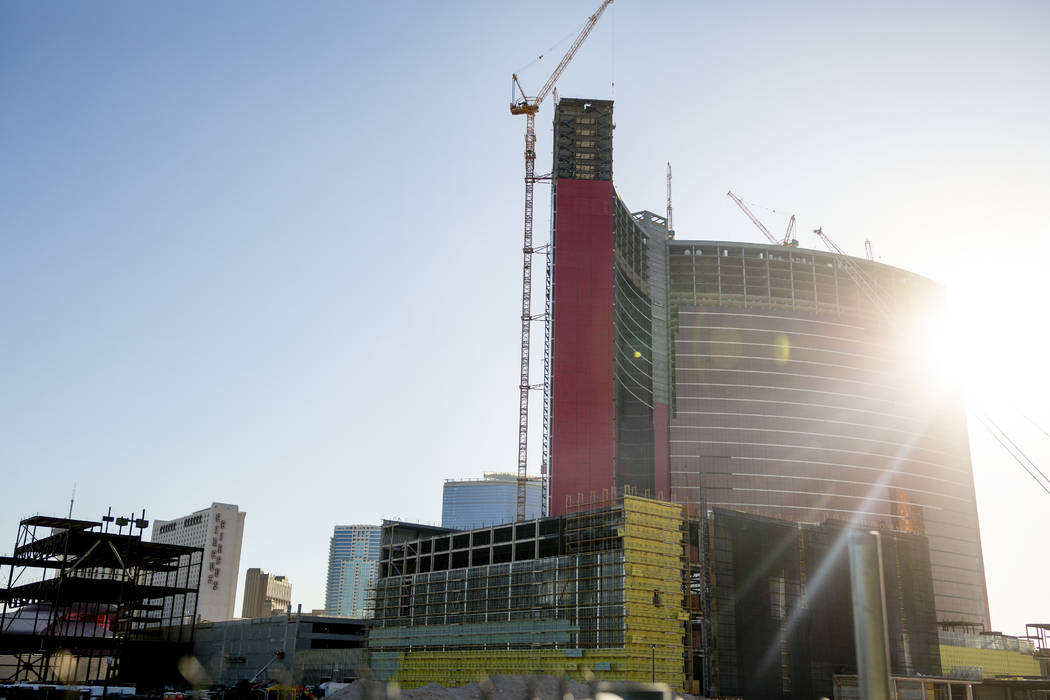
[370, 495, 689, 689]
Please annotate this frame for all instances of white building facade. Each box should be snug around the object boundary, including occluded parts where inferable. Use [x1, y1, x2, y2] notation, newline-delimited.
[324, 524, 380, 618]
[151, 502, 246, 622]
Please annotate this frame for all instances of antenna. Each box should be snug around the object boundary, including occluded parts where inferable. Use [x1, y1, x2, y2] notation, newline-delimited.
[666, 163, 673, 234]
[68, 483, 76, 519]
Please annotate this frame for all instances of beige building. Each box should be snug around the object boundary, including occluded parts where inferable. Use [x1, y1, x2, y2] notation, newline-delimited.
[241, 568, 292, 618]
[151, 502, 246, 623]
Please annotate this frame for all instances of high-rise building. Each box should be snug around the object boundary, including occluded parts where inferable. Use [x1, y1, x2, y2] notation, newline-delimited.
[151, 502, 245, 622]
[441, 472, 542, 529]
[547, 97, 990, 628]
[241, 568, 292, 618]
[324, 524, 380, 618]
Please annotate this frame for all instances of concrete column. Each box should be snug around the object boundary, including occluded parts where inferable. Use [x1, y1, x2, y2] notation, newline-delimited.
[849, 530, 893, 700]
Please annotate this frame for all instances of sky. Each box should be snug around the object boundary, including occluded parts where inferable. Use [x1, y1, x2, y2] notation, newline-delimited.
[2, 1, 1048, 636]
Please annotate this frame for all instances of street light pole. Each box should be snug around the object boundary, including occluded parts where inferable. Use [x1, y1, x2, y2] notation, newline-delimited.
[650, 643, 656, 683]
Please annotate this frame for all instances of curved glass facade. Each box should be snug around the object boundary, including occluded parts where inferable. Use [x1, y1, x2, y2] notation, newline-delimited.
[613, 195, 655, 495]
[667, 241, 989, 627]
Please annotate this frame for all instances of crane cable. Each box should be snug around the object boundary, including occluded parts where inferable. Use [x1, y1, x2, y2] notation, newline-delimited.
[744, 198, 778, 214]
[1020, 411, 1050, 440]
[610, 0, 615, 99]
[972, 409, 1050, 496]
[515, 21, 589, 76]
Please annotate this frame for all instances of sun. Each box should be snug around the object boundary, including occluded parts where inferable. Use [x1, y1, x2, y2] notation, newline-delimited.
[898, 290, 979, 405]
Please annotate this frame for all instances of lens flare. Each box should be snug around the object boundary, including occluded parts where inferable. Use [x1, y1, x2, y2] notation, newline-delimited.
[773, 334, 791, 365]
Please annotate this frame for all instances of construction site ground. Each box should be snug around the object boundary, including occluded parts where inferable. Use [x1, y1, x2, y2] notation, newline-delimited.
[326, 675, 701, 700]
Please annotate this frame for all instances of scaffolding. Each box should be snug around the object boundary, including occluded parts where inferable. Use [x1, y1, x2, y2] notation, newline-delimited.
[369, 496, 687, 689]
[0, 513, 203, 686]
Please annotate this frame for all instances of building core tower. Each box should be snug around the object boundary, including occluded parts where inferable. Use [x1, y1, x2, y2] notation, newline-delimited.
[549, 98, 671, 512]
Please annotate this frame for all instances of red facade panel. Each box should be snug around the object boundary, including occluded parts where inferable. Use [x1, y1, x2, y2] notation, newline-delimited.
[550, 178, 615, 515]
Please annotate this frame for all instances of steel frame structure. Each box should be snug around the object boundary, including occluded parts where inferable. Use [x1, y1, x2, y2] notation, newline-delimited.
[0, 514, 202, 685]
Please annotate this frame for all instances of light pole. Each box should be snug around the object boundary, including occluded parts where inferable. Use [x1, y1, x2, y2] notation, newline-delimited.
[650, 643, 656, 683]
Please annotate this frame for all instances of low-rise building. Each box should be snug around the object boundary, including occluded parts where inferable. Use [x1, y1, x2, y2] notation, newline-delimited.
[193, 612, 370, 686]
[938, 622, 1047, 680]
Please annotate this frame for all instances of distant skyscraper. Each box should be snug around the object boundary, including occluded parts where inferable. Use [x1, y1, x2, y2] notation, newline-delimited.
[324, 524, 380, 618]
[241, 568, 292, 618]
[151, 503, 245, 622]
[441, 472, 542, 530]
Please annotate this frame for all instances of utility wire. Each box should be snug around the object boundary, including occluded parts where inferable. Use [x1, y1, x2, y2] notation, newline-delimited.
[972, 410, 1050, 496]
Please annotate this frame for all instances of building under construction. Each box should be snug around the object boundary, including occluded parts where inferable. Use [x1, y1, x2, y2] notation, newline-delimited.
[545, 96, 990, 631]
[0, 513, 202, 686]
[707, 508, 942, 698]
[365, 494, 956, 697]
[368, 495, 691, 689]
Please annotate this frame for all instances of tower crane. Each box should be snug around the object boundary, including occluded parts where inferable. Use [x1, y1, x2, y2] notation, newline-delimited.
[784, 215, 798, 247]
[726, 190, 798, 246]
[813, 227, 892, 318]
[509, 0, 613, 521]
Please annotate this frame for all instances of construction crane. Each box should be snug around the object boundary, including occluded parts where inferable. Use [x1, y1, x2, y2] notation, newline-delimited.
[509, 0, 613, 521]
[784, 215, 798, 247]
[726, 190, 798, 246]
[813, 227, 892, 318]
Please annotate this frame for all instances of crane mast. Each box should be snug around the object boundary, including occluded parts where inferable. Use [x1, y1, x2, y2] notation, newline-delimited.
[666, 163, 673, 233]
[509, 0, 613, 521]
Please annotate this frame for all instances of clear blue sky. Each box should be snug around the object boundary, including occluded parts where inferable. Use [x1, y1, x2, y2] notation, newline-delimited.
[2, 1, 1048, 634]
